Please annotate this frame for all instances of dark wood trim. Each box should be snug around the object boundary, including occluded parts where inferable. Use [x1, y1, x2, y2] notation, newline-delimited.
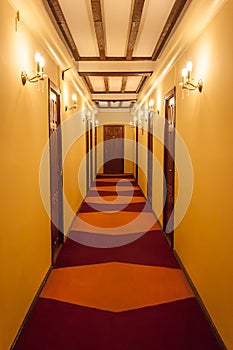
[163, 86, 176, 249]
[92, 90, 137, 94]
[152, 0, 192, 60]
[79, 56, 152, 61]
[147, 110, 153, 204]
[10, 267, 52, 350]
[86, 120, 90, 194]
[90, 122, 93, 182]
[48, 79, 64, 265]
[83, 76, 94, 94]
[46, 0, 80, 60]
[93, 99, 137, 102]
[126, 0, 146, 60]
[173, 250, 227, 350]
[91, 0, 106, 59]
[94, 125, 98, 176]
[104, 77, 109, 93]
[135, 125, 139, 182]
[121, 76, 127, 93]
[136, 75, 148, 93]
[79, 71, 152, 77]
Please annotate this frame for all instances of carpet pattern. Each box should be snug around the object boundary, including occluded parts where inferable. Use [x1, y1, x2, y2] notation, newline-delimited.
[14, 174, 222, 349]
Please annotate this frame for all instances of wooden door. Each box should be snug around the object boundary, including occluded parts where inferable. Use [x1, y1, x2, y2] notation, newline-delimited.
[86, 119, 90, 193]
[104, 125, 124, 174]
[163, 88, 176, 248]
[147, 111, 153, 204]
[90, 121, 93, 182]
[94, 124, 98, 176]
[49, 82, 63, 263]
[135, 125, 139, 182]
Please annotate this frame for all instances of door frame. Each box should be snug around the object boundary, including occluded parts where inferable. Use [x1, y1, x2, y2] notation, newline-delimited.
[90, 121, 93, 183]
[48, 79, 64, 264]
[147, 110, 153, 204]
[163, 87, 176, 249]
[135, 125, 139, 182]
[86, 119, 90, 194]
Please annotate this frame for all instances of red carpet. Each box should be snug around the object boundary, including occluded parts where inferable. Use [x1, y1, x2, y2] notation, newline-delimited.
[14, 174, 222, 349]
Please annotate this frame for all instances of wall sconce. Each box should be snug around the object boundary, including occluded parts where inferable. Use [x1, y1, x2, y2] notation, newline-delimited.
[82, 110, 92, 122]
[21, 52, 45, 85]
[148, 98, 154, 110]
[129, 115, 140, 128]
[65, 93, 77, 111]
[179, 61, 203, 92]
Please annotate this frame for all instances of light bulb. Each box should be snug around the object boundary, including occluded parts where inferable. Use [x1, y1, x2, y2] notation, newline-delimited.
[35, 52, 41, 62]
[182, 68, 188, 78]
[72, 93, 77, 103]
[149, 98, 154, 108]
[39, 56, 44, 68]
[186, 61, 192, 72]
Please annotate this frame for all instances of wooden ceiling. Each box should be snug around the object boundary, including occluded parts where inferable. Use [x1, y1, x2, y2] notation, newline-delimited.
[45, 0, 191, 108]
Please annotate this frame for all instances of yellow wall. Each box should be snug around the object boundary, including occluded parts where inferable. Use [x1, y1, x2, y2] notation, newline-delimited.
[61, 81, 87, 234]
[144, 1, 233, 347]
[0, 1, 91, 349]
[0, 2, 51, 349]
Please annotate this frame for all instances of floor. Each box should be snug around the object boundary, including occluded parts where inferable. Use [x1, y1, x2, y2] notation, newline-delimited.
[14, 174, 222, 349]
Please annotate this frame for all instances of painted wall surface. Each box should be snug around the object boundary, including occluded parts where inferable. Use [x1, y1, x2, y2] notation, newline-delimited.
[144, 1, 233, 348]
[0, 1, 91, 349]
[0, 2, 51, 349]
[175, 2, 233, 347]
[61, 82, 87, 234]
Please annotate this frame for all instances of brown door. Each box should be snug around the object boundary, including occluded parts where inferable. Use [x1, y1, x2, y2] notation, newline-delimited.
[135, 125, 139, 182]
[90, 121, 93, 182]
[163, 88, 176, 248]
[104, 125, 124, 174]
[147, 111, 153, 204]
[95, 124, 98, 176]
[86, 120, 90, 193]
[49, 82, 64, 263]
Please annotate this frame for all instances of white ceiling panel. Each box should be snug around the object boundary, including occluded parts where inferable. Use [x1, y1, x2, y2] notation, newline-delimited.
[110, 101, 120, 108]
[134, 0, 176, 57]
[109, 77, 122, 91]
[103, 0, 133, 56]
[59, 0, 99, 56]
[99, 101, 109, 108]
[126, 76, 142, 91]
[121, 101, 131, 108]
[89, 76, 105, 91]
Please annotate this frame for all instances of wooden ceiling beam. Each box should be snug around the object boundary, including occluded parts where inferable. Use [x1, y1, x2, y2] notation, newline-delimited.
[121, 77, 127, 93]
[91, 0, 106, 60]
[126, 0, 146, 60]
[152, 0, 192, 61]
[79, 56, 152, 62]
[46, 0, 80, 60]
[79, 72, 152, 77]
[83, 76, 94, 94]
[136, 75, 147, 93]
[104, 77, 109, 93]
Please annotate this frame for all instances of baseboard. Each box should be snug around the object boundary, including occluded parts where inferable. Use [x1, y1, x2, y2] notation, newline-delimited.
[10, 267, 52, 349]
[173, 250, 227, 350]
